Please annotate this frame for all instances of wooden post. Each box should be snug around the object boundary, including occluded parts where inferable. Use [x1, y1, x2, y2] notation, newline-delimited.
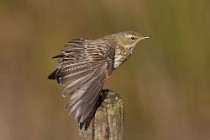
[80, 89, 123, 140]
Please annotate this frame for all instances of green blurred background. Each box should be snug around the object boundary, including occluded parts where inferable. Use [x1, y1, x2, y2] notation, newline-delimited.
[0, 0, 210, 140]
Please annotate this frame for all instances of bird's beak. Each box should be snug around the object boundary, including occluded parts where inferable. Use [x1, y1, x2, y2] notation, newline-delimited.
[137, 36, 150, 41]
[142, 36, 150, 40]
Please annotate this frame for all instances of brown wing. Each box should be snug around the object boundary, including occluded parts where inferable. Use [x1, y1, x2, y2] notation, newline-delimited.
[48, 38, 115, 126]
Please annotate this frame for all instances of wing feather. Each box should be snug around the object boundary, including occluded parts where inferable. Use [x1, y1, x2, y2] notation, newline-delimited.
[48, 38, 115, 129]
[66, 62, 105, 112]
[62, 73, 91, 97]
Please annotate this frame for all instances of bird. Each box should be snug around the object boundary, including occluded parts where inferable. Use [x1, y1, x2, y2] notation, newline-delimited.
[48, 31, 149, 129]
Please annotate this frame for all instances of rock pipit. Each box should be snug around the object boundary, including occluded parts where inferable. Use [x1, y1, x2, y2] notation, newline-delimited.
[48, 31, 149, 129]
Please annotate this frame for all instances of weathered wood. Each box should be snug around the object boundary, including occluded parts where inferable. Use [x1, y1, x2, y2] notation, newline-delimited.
[80, 89, 123, 140]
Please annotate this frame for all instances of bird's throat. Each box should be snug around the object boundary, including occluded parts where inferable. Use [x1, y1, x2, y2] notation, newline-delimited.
[113, 46, 132, 69]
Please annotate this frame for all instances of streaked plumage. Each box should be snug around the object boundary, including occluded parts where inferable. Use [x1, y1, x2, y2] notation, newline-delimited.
[48, 31, 149, 129]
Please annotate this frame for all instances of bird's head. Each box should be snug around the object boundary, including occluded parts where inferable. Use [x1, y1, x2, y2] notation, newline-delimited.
[112, 31, 149, 50]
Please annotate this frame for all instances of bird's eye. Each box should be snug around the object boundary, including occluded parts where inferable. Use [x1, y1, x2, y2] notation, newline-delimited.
[130, 36, 136, 40]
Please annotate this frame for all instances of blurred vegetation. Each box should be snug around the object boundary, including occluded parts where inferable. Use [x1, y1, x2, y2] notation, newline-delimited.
[0, 0, 210, 140]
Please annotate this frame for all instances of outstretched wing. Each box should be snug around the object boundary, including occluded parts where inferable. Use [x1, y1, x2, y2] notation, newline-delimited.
[48, 38, 115, 126]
